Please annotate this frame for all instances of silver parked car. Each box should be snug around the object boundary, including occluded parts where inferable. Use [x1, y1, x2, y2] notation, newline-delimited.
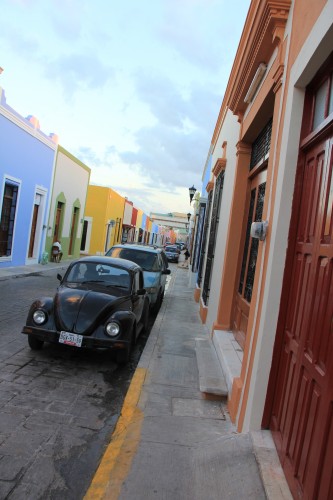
[106, 244, 170, 313]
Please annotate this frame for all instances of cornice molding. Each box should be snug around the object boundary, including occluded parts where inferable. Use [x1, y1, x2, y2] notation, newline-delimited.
[228, 0, 291, 115]
[212, 157, 227, 177]
[206, 180, 214, 193]
[236, 141, 252, 157]
[0, 105, 57, 150]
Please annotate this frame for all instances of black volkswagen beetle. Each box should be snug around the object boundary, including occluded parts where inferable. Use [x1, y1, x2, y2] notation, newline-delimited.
[22, 256, 150, 364]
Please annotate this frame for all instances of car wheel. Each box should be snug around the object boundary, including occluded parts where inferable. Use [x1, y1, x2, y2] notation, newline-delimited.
[28, 335, 44, 350]
[116, 326, 135, 364]
[152, 291, 162, 315]
[116, 348, 129, 364]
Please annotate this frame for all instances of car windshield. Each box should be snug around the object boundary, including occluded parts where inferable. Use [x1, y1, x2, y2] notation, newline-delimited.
[165, 247, 177, 253]
[65, 262, 131, 290]
[108, 248, 159, 272]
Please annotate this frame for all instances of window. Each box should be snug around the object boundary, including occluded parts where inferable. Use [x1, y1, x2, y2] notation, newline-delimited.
[312, 68, 333, 130]
[0, 181, 19, 257]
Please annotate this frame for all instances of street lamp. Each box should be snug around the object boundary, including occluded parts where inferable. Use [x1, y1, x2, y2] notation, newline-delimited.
[189, 185, 196, 204]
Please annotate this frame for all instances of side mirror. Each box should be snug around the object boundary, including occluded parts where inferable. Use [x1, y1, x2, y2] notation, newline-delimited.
[137, 288, 146, 296]
[163, 269, 171, 275]
[57, 273, 62, 282]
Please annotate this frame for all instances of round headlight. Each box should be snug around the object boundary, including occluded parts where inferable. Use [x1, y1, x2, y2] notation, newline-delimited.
[105, 321, 120, 337]
[33, 310, 47, 325]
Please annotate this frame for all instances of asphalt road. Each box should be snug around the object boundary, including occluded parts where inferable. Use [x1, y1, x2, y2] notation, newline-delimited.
[0, 269, 162, 499]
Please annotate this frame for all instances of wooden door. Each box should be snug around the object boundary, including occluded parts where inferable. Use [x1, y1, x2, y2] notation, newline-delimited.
[232, 168, 267, 348]
[269, 138, 333, 499]
[68, 208, 78, 255]
[28, 203, 39, 258]
[53, 203, 63, 242]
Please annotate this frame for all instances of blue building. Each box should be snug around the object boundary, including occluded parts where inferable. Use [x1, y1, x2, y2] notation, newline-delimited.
[0, 87, 57, 267]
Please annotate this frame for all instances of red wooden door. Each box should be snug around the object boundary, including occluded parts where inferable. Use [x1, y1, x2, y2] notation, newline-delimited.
[270, 138, 333, 499]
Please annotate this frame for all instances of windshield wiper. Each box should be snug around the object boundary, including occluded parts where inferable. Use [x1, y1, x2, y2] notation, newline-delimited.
[81, 280, 104, 283]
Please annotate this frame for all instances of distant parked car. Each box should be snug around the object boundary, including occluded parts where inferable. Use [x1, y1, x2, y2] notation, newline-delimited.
[165, 245, 180, 263]
[22, 256, 150, 364]
[106, 244, 170, 313]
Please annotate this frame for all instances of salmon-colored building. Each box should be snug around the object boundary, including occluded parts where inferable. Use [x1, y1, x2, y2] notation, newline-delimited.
[193, 1, 333, 497]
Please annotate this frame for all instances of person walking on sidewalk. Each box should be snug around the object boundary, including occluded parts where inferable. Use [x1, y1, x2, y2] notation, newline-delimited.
[51, 240, 63, 262]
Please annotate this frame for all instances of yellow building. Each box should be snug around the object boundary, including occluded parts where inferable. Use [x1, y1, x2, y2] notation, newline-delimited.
[135, 209, 144, 243]
[82, 185, 125, 255]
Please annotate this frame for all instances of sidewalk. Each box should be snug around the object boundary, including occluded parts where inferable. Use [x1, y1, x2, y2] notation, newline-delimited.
[84, 264, 290, 500]
[0, 259, 291, 499]
[0, 260, 70, 281]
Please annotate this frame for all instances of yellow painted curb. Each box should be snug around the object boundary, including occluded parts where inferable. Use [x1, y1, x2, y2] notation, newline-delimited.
[84, 367, 146, 500]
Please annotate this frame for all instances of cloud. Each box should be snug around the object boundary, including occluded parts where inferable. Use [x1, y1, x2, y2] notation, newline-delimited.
[117, 72, 221, 188]
[48, 0, 85, 41]
[119, 123, 206, 189]
[43, 52, 115, 96]
[157, 0, 223, 70]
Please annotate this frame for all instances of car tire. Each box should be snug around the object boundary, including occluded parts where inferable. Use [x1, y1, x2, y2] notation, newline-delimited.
[116, 348, 129, 364]
[28, 335, 44, 350]
[152, 290, 162, 315]
[116, 326, 135, 364]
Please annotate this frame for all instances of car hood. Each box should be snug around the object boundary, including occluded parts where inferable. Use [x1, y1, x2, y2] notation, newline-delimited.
[54, 286, 128, 334]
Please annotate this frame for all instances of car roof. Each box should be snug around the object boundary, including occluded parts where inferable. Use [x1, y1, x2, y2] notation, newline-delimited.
[73, 255, 141, 271]
[109, 244, 162, 254]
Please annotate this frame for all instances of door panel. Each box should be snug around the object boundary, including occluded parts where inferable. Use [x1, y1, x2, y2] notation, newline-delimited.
[28, 204, 39, 258]
[270, 138, 333, 499]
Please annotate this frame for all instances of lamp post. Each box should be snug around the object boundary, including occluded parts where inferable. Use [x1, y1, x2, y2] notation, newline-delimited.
[189, 185, 196, 204]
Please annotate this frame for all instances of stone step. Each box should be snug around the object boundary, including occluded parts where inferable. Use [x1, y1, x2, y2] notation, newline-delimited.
[195, 338, 228, 396]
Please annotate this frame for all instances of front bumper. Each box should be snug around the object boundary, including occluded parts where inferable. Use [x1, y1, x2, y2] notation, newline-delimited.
[22, 326, 130, 350]
[166, 256, 179, 262]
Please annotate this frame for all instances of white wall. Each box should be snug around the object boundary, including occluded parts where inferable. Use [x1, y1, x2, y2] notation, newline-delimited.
[205, 109, 240, 332]
[48, 150, 90, 239]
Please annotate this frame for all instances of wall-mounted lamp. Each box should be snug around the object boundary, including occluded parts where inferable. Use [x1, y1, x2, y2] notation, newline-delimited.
[244, 63, 267, 104]
[250, 220, 268, 241]
[189, 185, 196, 204]
[187, 212, 191, 222]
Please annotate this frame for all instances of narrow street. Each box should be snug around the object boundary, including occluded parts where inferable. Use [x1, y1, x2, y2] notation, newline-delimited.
[0, 267, 172, 499]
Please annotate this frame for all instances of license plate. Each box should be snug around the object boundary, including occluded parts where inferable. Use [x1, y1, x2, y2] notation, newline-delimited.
[59, 331, 83, 347]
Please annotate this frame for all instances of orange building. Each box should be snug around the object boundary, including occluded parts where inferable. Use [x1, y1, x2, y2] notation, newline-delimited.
[193, 1, 333, 497]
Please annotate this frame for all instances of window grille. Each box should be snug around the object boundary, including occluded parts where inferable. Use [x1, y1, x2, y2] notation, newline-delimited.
[0, 182, 19, 257]
[202, 171, 225, 305]
[250, 118, 272, 170]
[238, 188, 256, 294]
[197, 190, 213, 287]
[243, 182, 266, 302]
[192, 202, 206, 273]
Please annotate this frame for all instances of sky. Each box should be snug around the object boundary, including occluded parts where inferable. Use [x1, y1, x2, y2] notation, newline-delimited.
[0, 0, 250, 215]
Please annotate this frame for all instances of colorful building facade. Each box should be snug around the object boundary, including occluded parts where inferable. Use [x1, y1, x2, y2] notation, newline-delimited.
[84, 185, 125, 255]
[192, 1, 333, 497]
[0, 87, 57, 267]
[46, 146, 90, 261]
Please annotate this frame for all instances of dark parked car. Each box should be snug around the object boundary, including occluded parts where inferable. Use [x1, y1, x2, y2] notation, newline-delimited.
[165, 245, 180, 263]
[22, 256, 150, 364]
[106, 244, 170, 312]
